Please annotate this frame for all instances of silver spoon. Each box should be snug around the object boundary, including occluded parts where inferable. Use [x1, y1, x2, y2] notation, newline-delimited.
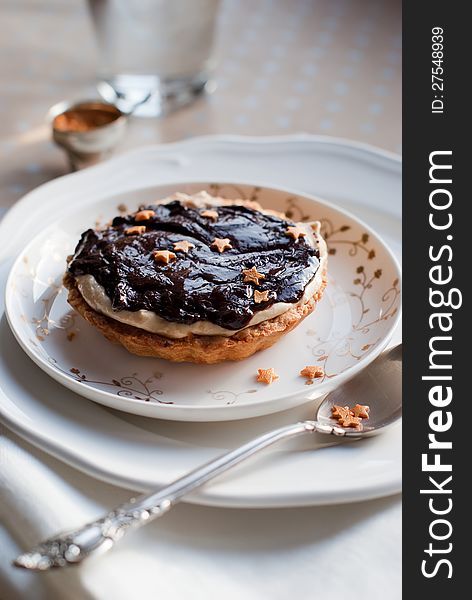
[14, 344, 402, 571]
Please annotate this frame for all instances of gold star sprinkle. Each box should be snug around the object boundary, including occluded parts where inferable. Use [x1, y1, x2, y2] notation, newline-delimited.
[254, 290, 270, 304]
[331, 405, 361, 428]
[153, 250, 177, 264]
[351, 404, 370, 419]
[299, 365, 325, 379]
[173, 240, 195, 253]
[256, 368, 279, 385]
[338, 414, 361, 428]
[242, 266, 265, 285]
[331, 404, 370, 429]
[125, 226, 146, 235]
[211, 237, 232, 253]
[201, 209, 219, 221]
[331, 405, 351, 420]
[286, 225, 307, 240]
[135, 209, 155, 221]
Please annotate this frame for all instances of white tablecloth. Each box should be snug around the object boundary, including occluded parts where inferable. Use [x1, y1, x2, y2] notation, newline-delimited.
[0, 427, 401, 600]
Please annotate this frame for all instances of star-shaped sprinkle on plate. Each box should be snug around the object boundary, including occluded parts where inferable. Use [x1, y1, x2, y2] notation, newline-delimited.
[256, 368, 279, 385]
[173, 240, 195, 253]
[299, 365, 325, 379]
[242, 266, 265, 285]
[211, 237, 232, 253]
[153, 250, 177, 264]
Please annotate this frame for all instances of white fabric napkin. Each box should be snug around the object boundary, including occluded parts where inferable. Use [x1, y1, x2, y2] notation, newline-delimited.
[1, 424, 402, 600]
[1, 429, 103, 600]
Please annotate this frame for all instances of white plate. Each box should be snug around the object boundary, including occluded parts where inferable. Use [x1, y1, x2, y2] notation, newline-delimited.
[0, 135, 402, 506]
[5, 182, 401, 421]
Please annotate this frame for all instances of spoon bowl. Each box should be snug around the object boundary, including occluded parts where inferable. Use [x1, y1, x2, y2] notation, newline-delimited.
[316, 344, 402, 437]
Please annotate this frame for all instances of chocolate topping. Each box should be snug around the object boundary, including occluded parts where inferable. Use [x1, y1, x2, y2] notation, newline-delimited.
[67, 200, 320, 331]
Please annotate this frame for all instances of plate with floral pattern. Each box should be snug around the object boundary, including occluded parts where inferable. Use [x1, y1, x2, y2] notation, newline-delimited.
[5, 181, 401, 422]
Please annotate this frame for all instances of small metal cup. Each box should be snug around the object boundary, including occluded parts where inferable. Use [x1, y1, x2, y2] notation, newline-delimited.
[49, 100, 127, 170]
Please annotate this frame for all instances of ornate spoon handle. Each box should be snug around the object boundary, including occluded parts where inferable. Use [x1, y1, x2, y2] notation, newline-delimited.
[15, 420, 345, 571]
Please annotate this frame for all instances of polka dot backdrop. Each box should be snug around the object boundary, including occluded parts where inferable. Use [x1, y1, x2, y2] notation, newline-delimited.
[0, 0, 401, 217]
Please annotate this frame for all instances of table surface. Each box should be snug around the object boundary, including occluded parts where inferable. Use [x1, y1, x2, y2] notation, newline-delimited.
[0, 0, 401, 216]
[0, 1, 401, 599]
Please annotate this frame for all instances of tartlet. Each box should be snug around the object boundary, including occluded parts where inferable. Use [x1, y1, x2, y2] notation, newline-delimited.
[64, 191, 328, 364]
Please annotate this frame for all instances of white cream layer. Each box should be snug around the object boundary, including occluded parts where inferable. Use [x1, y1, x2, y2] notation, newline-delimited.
[76, 194, 328, 339]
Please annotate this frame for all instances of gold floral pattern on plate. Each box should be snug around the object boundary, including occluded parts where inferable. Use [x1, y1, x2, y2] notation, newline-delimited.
[286, 201, 401, 382]
[207, 389, 258, 405]
[48, 359, 169, 404]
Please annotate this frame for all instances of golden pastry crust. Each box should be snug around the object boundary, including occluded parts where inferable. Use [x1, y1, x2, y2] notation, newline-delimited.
[63, 272, 327, 364]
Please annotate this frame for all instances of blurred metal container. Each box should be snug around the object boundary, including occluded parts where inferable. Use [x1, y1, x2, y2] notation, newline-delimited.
[49, 100, 127, 170]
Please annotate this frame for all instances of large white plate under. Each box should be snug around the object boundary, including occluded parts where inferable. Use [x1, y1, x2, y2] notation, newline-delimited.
[0, 135, 402, 506]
